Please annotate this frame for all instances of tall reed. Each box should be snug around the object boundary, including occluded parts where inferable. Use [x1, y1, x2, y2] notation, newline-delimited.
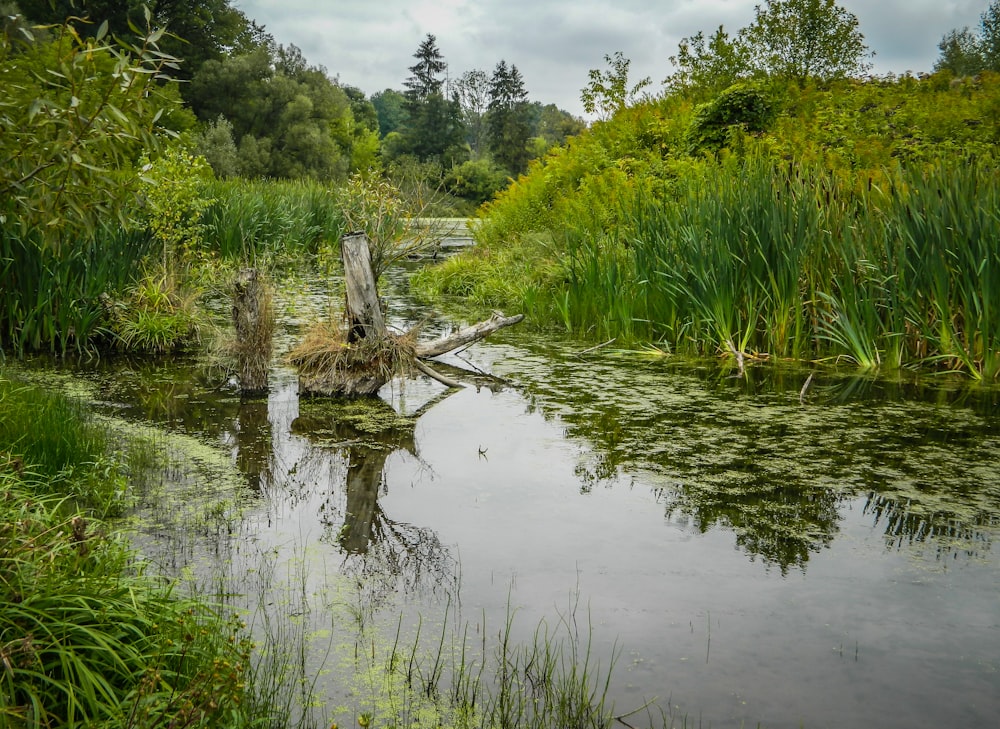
[202, 178, 345, 261]
[0, 226, 153, 355]
[554, 154, 1000, 378]
[0, 375, 265, 728]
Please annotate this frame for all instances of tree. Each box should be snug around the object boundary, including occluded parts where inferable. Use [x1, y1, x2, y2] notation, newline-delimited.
[0, 6, 181, 241]
[984, 0, 1000, 70]
[397, 35, 466, 163]
[935, 28, 985, 76]
[186, 44, 358, 179]
[532, 102, 586, 147]
[371, 88, 408, 137]
[935, 1, 1000, 75]
[580, 51, 652, 120]
[487, 60, 532, 175]
[16, 0, 264, 79]
[403, 33, 446, 102]
[666, 26, 750, 95]
[739, 0, 872, 82]
[453, 69, 491, 157]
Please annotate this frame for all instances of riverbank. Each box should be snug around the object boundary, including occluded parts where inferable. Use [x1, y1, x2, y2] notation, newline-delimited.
[0, 373, 264, 728]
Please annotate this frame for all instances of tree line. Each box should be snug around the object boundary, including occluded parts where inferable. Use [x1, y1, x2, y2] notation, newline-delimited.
[6, 1, 583, 209]
[6, 0, 996, 212]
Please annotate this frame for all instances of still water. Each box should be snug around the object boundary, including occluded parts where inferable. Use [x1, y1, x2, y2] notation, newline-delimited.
[52, 265, 1000, 728]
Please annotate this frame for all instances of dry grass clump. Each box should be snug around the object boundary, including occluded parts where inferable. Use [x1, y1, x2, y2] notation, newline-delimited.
[287, 319, 418, 393]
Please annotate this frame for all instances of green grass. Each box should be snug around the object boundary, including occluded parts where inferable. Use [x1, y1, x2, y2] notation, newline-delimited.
[420, 153, 1000, 379]
[0, 225, 155, 356]
[0, 374, 274, 728]
[0, 476, 258, 729]
[202, 178, 345, 262]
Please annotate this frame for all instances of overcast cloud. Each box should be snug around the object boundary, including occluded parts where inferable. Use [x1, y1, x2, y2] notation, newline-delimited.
[237, 0, 991, 117]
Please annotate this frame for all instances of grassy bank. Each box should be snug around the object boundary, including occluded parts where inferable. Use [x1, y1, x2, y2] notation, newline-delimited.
[0, 374, 264, 728]
[413, 74, 1000, 379]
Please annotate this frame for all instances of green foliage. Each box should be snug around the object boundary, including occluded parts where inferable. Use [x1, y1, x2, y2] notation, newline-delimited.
[665, 0, 871, 91]
[666, 25, 750, 97]
[740, 0, 872, 81]
[194, 115, 240, 178]
[186, 44, 358, 180]
[336, 174, 439, 282]
[487, 60, 533, 175]
[0, 225, 154, 355]
[0, 472, 257, 729]
[453, 69, 491, 157]
[420, 73, 1000, 378]
[936, 28, 987, 77]
[371, 88, 409, 138]
[17, 0, 264, 81]
[443, 158, 510, 205]
[580, 51, 652, 120]
[0, 8, 181, 245]
[0, 375, 110, 484]
[138, 146, 216, 270]
[685, 83, 777, 153]
[202, 177, 344, 260]
[397, 35, 467, 164]
[110, 271, 203, 354]
[935, 0, 1000, 75]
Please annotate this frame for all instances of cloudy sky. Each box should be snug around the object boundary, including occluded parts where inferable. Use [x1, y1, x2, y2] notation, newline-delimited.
[238, 0, 990, 117]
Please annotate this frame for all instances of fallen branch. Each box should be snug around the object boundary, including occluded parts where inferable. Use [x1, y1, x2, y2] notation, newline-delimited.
[575, 338, 616, 357]
[415, 312, 525, 359]
[413, 359, 465, 389]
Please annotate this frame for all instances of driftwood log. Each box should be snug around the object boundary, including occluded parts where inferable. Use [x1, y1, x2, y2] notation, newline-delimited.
[296, 232, 523, 397]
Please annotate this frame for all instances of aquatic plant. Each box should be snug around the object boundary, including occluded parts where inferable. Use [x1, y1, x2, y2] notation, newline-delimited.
[0, 477, 258, 729]
[109, 271, 204, 354]
[0, 225, 155, 356]
[202, 178, 344, 262]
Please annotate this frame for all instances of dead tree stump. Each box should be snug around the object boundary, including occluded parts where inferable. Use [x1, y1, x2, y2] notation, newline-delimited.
[232, 267, 273, 395]
[294, 232, 523, 397]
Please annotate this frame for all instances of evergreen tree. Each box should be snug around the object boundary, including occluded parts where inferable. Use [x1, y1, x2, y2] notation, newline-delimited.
[397, 34, 466, 163]
[487, 61, 532, 175]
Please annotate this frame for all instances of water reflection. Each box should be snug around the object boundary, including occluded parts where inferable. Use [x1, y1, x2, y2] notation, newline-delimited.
[290, 396, 455, 602]
[491, 340, 1000, 572]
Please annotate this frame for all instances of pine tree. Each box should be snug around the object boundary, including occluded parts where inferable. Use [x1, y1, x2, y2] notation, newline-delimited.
[487, 61, 532, 175]
[398, 34, 466, 163]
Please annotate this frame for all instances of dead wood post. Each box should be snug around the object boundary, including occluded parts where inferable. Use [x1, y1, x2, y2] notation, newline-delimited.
[295, 231, 524, 397]
[232, 267, 273, 394]
[341, 231, 387, 342]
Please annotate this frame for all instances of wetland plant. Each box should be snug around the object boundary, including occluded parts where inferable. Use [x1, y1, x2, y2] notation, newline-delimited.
[0, 376, 269, 728]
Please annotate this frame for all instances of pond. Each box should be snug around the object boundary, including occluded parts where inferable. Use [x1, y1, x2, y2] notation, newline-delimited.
[26, 261, 1000, 728]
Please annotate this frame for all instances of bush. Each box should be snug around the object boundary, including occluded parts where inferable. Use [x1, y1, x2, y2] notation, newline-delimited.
[684, 83, 777, 153]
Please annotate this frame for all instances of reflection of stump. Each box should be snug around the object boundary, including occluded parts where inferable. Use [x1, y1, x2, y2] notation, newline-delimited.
[232, 268, 273, 395]
[341, 447, 390, 553]
[234, 398, 271, 493]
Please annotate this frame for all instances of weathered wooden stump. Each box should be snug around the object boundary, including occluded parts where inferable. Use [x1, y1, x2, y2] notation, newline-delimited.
[293, 232, 523, 397]
[231, 267, 273, 395]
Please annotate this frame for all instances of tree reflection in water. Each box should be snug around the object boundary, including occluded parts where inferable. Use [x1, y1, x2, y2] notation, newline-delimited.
[290, 393, 456, 604]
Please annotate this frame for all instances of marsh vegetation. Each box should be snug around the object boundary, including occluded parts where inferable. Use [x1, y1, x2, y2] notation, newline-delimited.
[4, 2, 1000, 727]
